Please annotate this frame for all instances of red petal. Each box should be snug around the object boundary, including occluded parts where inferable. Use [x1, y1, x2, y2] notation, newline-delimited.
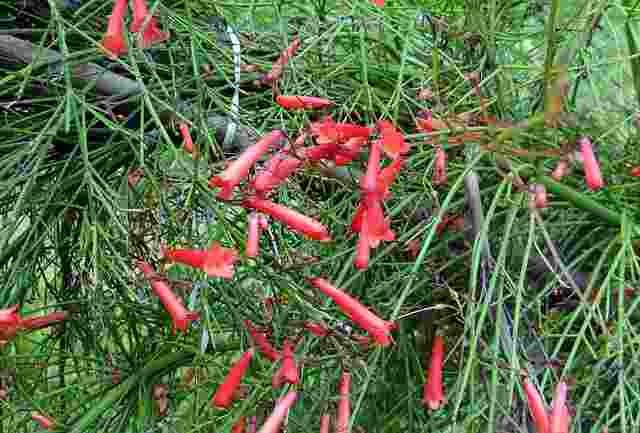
[244, 320, 280, 361]
[211, 349, 254, 408]
[423, 335, 446, 410]
[523, 378, 550, 433]
[256, 391, 297, 433]
[336, 371, 351, 433]
[579, 137, 604, 191]
[203, 242, 238, 279]
[276, 95, 334, 110]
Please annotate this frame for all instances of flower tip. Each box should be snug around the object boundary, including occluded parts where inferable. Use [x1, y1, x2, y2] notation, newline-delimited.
[101, 35, 127, 59]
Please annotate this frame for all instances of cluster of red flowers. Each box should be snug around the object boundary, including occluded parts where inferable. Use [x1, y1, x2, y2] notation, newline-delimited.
[523, 377, 572, 433]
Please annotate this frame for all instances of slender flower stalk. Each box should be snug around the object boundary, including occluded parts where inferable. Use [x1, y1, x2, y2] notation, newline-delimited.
[244, 320, 280, 361]
[319, 413, 331, 433]
[307, 277, 394, 346]
[152, 384, 169, 416]
[129, 0, 169, 48]
[137, 261, 200, 333]
[377, 157, 404, 199]
[178, 122, 195, 155]
[243, 197, 331, 241]
[101, 0, 128, 59]
[354, 217, 371, 270]
[336, 371, 351, 433]
[212, 349, 254, 408]
[210, 130, 286, 199]
[276, 95, 334, 110]
[550, 381, 570, 433]
[31, 412, 55, 431]
[523, 377, 550, 433]
[422, 335, 445, 410]
[256, 391, 298, 433]
[579, 137, 604, 191]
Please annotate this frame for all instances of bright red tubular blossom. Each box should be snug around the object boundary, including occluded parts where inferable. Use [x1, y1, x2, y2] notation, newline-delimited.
[246, 213, 261, 258]
[579, 137, 604, 191]
[202, 242, 239, 279]
[243, 197, 331, 241]
[31, 412, 55, 431]
[304, 321, 330, 337]
[130, 0, 169, 48]
[0, 305, 21, 345]
[308, 277, 394, 346]
[209, 130, 286, 199]
[137, 261, 200, 333]
[256, 391, 298, 433]
[550, 381, 570, 433]
[433, 147, 448, 185]
[178, 122, 195, 155]
[375, 120, 409, 159]
[252, 149, 302, 194]
[319, 414, 331, 433]
[163, 247, 206, 268]
[20, 311, 68, 330]
[423, 335, 445, 410]
[212, 349, 254, 408]
[244, 320, 280, 361]
[631, 166, 640, 177]
[377, 157, 404, 199]
[276, 95, 334, 110]
[523, 378, 550, 433]
[336, 371, 351, 433]
[551, 158, 571, 181]
[272, 339, 299, 388]
[262, 38, 301, 85]
[101, 0, 128, 59]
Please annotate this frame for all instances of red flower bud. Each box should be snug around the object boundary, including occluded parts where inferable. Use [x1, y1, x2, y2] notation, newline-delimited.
[276, 95, 334, 110]
[130, 0, 169, 49]
[212, 349, 254, 408]
[256, 391, 298, 433]
[100, 0, 128, 59]
[336, 371, 351, 433]
[422, 335, 445, 410]
[523, 377, 550, 433]
[579, 137, 604, 191]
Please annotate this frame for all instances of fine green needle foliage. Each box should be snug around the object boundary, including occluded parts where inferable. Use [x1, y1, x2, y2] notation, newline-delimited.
[1, 0, 639, 432]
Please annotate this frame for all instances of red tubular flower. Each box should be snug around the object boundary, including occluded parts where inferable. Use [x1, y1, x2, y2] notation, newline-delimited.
[0, 305, 21, 345]
[212, 349, 254, 408]
[209, 130, 286, 200]
[631, 166, 640, 177]
[232, 416, 247, 433]
[551, 158, 571, 181]
[550, 381, 570, 433]
[101, 0, 128, 59]
[252, 149, 302, 194]
[262, 37, 302, 85]
[422, 335, 445, 410]
[20, 311, 68, 331]
[178, 122, 195, 155]
[244, 320, 280, 361]
[246, 213, 261, 258]
[302, 142, 339, 162]
[360, 141, 382, 194]
[377, 157, 404, 199]
[335, 136, 367, 166]
[336, 371, 351, 433]
[130, 0, 169, 49]
[272, 339, 299, 388]
[163, 247, 207, 269]
[523, 378, 550, 433]
[308, 277, 394, 346]
[371, 0, 385, 6]
[304, 321, 330, 337]
[432, 147, 448, 185]
[256, 391, 298, 433]
[276, 95, 334, 110]
[137, 261, 200, 333]
[354, 217, 371, 270]
[243, 197, 331, 242]
[375, 120, 409, 160]
[202, 242, 239, 279]
[335, 123, 372, 141]
[579, 137, 604, 191]
[31, 412, 55, 431]
[319, 413, 331, 433]
[529, 184, 548, 209]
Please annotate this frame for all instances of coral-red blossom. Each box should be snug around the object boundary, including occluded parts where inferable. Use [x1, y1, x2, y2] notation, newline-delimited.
[579, 137, 604, 191]
[550, 381, 570, 433]
[336, 371, 351, 433]
[212, 349, 254, 408]
[276, 95, 334, 110]
[423, 335, 445, 410]
[252, 149, 302, 194]
[130, 0, 169, 48]
[256, 391, 298, 433]
[101, 0, 128, 59]
[272, 339, 299, 388]
[245, 213, 261, 258]
[375, 120, 409, 159]
[262, 38, 301, 85]
[210, 130, 286, 199]
[203, 242, 239, 279]
[178, 122, 195, 155]
[137, 261, 200, 333]
[308, 277, 394, 346]
[523, 377, 550, 433]
[244, 320, 280, 361]
[319, 414, 331, 433]
[304, 321, 330, 337]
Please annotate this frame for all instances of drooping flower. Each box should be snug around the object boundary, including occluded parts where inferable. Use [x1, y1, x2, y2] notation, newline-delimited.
[212, 349, 254, 408]
[130, 0, 169, 49]
[549, 381, 570, 433]
[202, 242, 239, 279]
[244, 320, 280, 362]
[272, 339, 299, 388]
[578, 137, 604, 191]
[432, 147, 448, 185]
[319, 413, 331, 433]
[304, 321, 330, 338]
[246, 213, 261, 258]
[422, 335, 445, 411]
[178, 122, 195, 155]
[335, 371, 351, 433]
[0, 305, 21, 346]
[261, 37, 302, 85]
[232, 416, 247, 433]
[137, 261, 200, 333]
[256, 391, 298, 433]
[243, 197, 331, 242]
[100, 0, 128, 59]
[209, 130, 286, 200]
[307, 277, 394, 346]
[523, 377, 550, 433]
[252, 149, 302, 195]
[31, 412, 55, 431]
[276, 95, 334, 110]
[375, 120, 409, 160]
